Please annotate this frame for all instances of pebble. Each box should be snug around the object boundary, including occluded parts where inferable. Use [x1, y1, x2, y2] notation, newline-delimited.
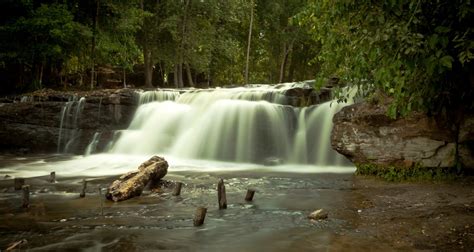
[308, 209, 328, 220]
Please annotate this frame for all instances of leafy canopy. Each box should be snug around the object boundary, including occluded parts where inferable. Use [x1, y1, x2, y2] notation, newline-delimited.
[299, 0, 474, 117]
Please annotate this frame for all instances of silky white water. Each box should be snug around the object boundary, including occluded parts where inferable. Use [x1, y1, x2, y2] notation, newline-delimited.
[110, 83, 354, 166]
[0, 154, 355, 178]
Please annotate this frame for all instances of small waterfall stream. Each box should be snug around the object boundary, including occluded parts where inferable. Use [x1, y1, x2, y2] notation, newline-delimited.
[57, 97, 86, 153]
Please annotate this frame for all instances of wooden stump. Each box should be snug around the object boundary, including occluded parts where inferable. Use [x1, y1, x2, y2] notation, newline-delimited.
[49, 172, 56, 183]
[22, 185, 30, 208]
[172, 182, 183, 196]
[245, 189, 256, 201]
[99, 188, 104, 216]
[193, 207, 207, 226]
[14, 178, 25, 190]
[80, 179, 87, 198]
[217, 178, 227, 209]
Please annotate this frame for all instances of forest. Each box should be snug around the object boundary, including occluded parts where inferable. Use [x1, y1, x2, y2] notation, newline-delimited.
[0, 1, 474, 250]
[0, 0, 473, 116]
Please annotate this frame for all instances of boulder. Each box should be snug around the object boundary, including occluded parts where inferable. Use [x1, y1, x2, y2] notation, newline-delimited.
[331, 101, 457, 169]
[106, 156, 168, 202]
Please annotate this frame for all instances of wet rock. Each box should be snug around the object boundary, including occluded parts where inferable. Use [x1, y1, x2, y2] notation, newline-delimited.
[0, 89, 138, 153]
[331, 101, 458, 169]
[106, 156, 168, 202]
[308, 209, 328, 220]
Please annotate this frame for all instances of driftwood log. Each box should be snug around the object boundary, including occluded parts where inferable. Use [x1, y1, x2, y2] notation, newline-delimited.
[105, 156, 168, 202]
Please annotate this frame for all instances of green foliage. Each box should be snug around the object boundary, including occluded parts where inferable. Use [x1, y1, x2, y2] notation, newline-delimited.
[356, 163, 459, 182]
[299, 0, 474, 117]
[95, 1, 144, 70]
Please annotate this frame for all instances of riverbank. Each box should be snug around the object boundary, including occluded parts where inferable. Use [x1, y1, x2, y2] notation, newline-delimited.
[0, 155, 472, 251]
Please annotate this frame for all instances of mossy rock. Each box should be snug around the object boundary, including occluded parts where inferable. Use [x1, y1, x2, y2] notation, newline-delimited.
[355, 163, 460, 182]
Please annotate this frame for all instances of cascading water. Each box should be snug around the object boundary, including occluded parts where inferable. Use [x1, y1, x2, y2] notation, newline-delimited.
[57, 97, 86, 153]
[84, 132, 101, 156]
[109, 84, 354, 166]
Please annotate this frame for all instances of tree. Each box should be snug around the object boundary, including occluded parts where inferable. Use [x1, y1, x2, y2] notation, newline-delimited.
[299, 0, 474, 118]
[0, 2, 91, 91]
[244, 0, 255, 85]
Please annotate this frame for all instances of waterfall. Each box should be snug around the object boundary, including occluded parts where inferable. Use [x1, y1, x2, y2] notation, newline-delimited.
[57, 97, 86, 153]
[108, 84, 354, 166]
[138, 90, 180, 104]
[84, 132, 101, 156]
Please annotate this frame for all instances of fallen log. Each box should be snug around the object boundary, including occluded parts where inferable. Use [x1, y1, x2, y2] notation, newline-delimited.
[105, 156, 168, 202]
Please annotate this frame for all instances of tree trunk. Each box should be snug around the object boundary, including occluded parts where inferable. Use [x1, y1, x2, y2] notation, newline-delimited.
[185, 63, 194, 87]
[174, 64, 179, 88]
[244, 0, 254, 85]
[38, 62, 44, 89]
[177, 0, 190, 89]
[159, 61, 165, 87]
[279, 40, 294, 83]
[144, 46, 153, 87]
[177, 63, 184, 88]
[123, 68, 127, 88]
[90, 0, 100, 90]
[142, 0, 153, 88]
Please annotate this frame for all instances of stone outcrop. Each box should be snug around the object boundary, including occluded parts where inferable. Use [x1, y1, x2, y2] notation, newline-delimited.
[459, 115, 474, 169]
[106, 156, 168, 202]
[0, 89, 138, 153]
[331, 101, 473, 170]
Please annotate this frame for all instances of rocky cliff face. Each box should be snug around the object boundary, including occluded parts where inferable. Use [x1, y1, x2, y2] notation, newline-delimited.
[331, 101, 474, 171]
[0, 89, 138, 154]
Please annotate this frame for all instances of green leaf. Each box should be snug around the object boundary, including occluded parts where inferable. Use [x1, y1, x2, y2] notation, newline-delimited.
[440, 55, 453, 69]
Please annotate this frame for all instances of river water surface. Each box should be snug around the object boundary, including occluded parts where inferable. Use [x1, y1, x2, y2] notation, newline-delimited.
[0, 154, 404, 251]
